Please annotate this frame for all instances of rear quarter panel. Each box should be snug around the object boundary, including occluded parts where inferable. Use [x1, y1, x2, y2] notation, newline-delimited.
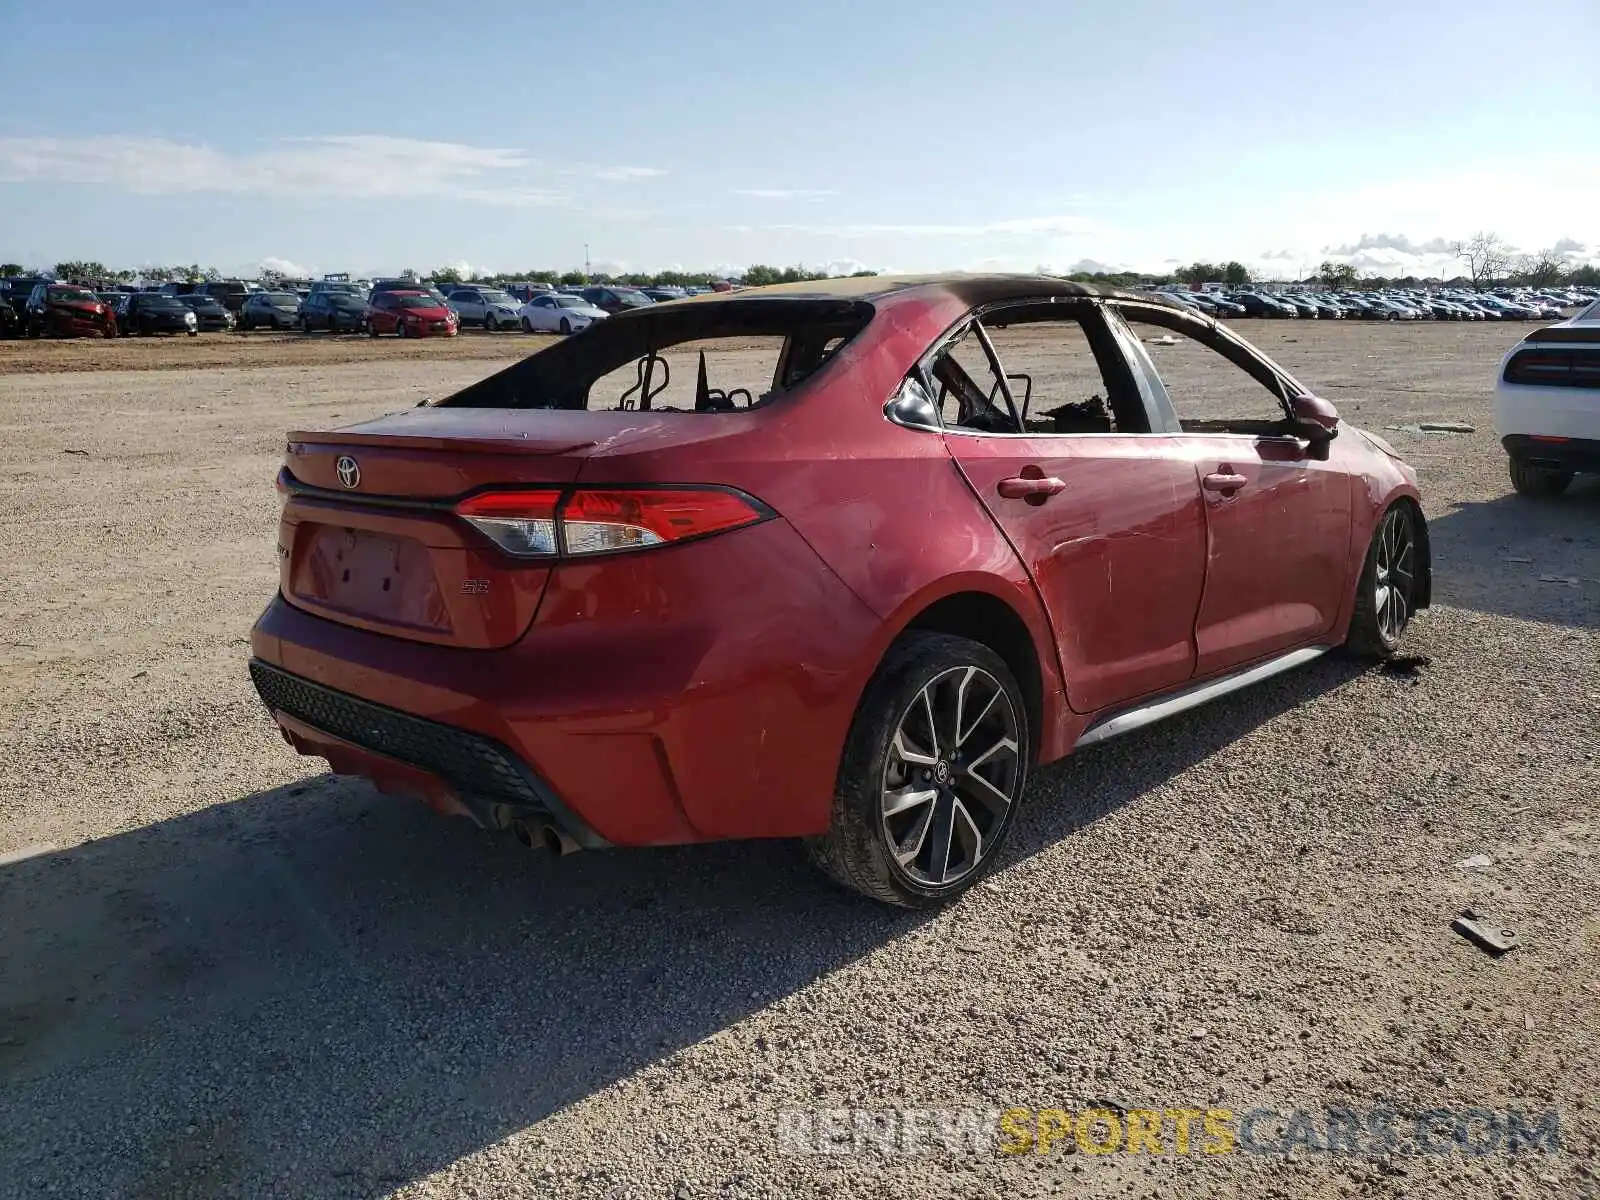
[571, 292, 1075, 762]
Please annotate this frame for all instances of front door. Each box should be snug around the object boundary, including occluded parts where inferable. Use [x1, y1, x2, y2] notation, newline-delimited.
[1110, 303, 1353, 676]
[928, 306, 1209, 715]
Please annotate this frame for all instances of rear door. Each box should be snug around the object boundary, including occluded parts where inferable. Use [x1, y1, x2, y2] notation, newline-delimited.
[931, 303, 1209, 715]
[1110, 302, 1353, 677]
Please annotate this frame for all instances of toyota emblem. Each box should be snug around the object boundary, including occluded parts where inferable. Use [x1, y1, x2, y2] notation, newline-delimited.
[335, 456, 360, 489]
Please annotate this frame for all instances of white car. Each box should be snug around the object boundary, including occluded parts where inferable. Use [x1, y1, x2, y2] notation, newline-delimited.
[1494, 296, 1600, 497]
[517, 293, 609, 334]
[447, 287, 523, 331]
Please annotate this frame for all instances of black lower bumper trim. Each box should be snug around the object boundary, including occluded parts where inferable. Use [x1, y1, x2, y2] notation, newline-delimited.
[247, 660, 608, 847]
[1503, 434, 1600, 473]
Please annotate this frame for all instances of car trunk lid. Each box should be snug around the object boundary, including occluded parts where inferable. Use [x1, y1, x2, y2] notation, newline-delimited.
[276, 407, 747, 648]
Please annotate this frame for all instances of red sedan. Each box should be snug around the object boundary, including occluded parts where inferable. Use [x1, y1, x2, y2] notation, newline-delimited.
[24, 283, 117, 338]
[365, 289, 458, 338]
[251, 275, 1430, 906]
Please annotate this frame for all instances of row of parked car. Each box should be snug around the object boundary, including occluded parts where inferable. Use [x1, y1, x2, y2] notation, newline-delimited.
[1157, 286, 1597, 322]
[0, 274, 725, 339]
[6, 271, 1596, 341]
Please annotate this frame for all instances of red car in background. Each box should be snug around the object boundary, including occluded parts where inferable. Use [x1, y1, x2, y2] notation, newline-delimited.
[251, 275, 1430, 907]
[24, 283, 117, 338]
[365, 289, 458, 338]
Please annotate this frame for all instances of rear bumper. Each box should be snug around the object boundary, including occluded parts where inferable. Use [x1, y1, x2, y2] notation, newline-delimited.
[249, 516, 886, 846]
[1503, 434, 1600, 474]
[249, 660, 609, 846]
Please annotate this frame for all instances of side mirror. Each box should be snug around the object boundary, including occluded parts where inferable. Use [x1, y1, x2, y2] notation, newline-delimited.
[1290, 393, 1339, 457]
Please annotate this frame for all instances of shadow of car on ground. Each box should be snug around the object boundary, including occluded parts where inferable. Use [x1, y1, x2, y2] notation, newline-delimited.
[1426, 476, 1600, 629]
[0, 656, 1369, 1197]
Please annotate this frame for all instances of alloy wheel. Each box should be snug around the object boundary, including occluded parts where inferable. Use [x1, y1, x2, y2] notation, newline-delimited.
[1373, 507, 1416, 643]
[880, 665, 1021, 888]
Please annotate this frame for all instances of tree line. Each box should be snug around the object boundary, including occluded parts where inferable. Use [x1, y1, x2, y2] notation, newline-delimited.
[6, 238, 1595, 292]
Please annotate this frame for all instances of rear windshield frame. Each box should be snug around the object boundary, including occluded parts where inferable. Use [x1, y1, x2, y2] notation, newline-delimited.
[440, 298, 876, 411]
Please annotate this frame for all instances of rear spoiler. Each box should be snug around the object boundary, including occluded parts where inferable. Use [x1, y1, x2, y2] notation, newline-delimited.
[1521, 324, 1600, 345]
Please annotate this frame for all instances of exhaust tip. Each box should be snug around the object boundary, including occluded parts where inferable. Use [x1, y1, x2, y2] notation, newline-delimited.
[541, 824, 581, 856]
[510, 818, 582, 856]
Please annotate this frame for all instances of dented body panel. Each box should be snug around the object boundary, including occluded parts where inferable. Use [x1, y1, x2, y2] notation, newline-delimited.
[249, 274, 1429, 848]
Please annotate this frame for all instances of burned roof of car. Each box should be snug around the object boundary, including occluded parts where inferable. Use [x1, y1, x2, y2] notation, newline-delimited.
[667, 272, 1182, 312]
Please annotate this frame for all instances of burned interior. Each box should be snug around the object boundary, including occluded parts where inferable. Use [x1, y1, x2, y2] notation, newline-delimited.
[907, 295, 1303, 440]
[918, 300, 1152, 436]
[440, 298, 874, 412]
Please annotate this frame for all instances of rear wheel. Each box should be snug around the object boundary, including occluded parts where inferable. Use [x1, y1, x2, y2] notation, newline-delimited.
[396, 321, 407, 338]
[1509, 457, 1573, 497]
[1345, 503, 1419, 658]
[366, 321, 379, 338]
[806, 632, 1028, 907]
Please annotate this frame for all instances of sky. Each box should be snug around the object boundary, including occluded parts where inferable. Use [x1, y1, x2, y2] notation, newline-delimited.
[1, 0, 1596, 281]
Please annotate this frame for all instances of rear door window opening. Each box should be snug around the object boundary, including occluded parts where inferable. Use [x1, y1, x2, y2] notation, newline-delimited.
[441, 300, 874, 413]
[912, 301, 1159, 436]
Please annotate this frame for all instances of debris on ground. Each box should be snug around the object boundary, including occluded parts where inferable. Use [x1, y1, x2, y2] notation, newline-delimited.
[1457, 853, 1495, 870]
[1538, 575, 1580, 586]
[1385, 422, 1475, 435]
[61, 448, 88, 455]
[1452, 908, 1520, 956]
[1379, 654, 1432, 679]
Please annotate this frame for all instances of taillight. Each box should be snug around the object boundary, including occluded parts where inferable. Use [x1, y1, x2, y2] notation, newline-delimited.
[454, 490, 560, 557]
[454, 487, 770, 559]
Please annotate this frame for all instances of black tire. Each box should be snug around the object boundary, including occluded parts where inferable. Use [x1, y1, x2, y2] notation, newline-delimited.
[559, 317, 571, 335]
[485, 314, 498, 332]
[299, 317, 310, 334]
[806, 632, 1029, 908]
[1345, 503, 1420, 659]
[1509, 457, 1573, 497]
[187, 329, 197, 337]
[367, 321, 379, 339]
[521, 317, 533, 333]
[396, 321, 407, 338]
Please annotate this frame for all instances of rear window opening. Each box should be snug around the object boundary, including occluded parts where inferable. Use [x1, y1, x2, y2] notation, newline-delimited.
[441, 299, 874, 412]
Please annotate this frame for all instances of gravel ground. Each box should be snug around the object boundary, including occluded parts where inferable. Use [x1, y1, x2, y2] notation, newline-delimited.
[1, 321, 1596, 1199]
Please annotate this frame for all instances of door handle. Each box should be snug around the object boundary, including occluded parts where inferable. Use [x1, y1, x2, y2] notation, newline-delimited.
[997, 475, 1067, 499]
[1202, 472, 1247, 493]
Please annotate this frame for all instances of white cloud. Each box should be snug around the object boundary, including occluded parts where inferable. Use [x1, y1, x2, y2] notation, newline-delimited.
[733, 188, 839, 200]
[587, 165, 667, 182]
[1326, 232, 1455, 256]
[0, 134, 662, 206]
[259, 256, 311, 278]
[761, 214, 1097, 239]
[821, 257, 873, 276]
[1064, 257, 1124, 274]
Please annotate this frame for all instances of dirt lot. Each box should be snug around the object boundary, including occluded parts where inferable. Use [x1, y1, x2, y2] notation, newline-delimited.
[1, 322, 1597, 1199]
[0, 326, 558, 374]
